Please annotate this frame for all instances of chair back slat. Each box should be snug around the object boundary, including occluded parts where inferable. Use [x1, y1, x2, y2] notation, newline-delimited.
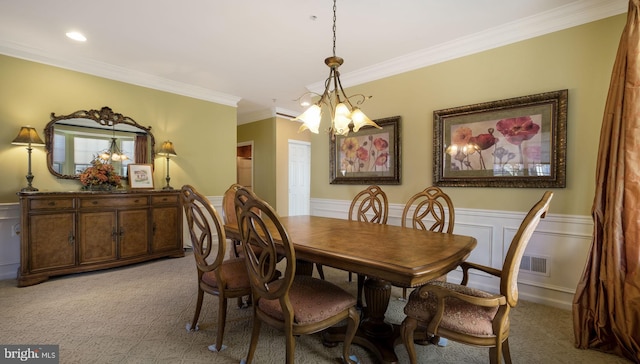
[401, 186, 455, 233]
[180, 185, 226, 273]
[501, 191, 553, 306]
[222, 183, 243, 226]
[236, 187, 295, 301]
[348, 185, 389, 224]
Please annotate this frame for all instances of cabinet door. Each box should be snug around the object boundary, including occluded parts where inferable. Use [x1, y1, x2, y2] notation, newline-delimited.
[118, 209, 149, 258]
[151, 206, 180, 253]
[79, 211, 117, 264]
[29, 213, 76, 272]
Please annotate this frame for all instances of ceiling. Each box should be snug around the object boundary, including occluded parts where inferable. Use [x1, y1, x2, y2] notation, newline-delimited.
[0, 0, 627, 124]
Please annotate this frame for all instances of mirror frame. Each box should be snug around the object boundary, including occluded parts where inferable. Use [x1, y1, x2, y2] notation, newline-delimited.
[44, 106, 155, 180]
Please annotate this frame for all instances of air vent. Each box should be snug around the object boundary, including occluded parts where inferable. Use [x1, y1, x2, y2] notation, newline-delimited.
[520, 255, 548, 275]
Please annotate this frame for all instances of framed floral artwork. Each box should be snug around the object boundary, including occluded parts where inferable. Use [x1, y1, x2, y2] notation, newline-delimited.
[330, 115, 401, 184]
[433, 90, 567, 188]
[127, 164, 155, 189]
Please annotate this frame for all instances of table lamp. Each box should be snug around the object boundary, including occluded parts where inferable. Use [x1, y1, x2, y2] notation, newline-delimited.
[157, 141, 177, 190]
[12, 126, 45, 192]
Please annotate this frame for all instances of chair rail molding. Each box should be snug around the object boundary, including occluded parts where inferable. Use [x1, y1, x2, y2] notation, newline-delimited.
[311, 197, 593, 311]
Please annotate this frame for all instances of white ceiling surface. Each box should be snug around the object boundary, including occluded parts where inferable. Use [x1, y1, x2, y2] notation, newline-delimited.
[0, 0, 627, 124]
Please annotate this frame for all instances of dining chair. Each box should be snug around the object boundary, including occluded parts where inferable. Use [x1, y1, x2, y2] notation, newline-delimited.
[346, 185, 389, 307]
[222, 183, 244, 258]
[180, 184, 252, 352]
[400, 191, 553, 364]
[399, 186, 455, 299]
[235, 187, 360, 364]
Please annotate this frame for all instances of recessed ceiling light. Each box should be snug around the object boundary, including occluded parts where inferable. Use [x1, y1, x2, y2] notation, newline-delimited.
[66, 31, 86, 42]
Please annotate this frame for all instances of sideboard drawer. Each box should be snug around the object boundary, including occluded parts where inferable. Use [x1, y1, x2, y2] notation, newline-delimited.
[151, 195, 179, 205]
[29, 198, 75, 210]
[80, 196, 149, 208]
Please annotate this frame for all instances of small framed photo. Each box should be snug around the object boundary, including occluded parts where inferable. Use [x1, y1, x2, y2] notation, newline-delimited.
[128, 164, 155, 189]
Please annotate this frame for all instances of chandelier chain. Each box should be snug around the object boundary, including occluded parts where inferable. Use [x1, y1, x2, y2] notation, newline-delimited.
[332, 0, 337, 57]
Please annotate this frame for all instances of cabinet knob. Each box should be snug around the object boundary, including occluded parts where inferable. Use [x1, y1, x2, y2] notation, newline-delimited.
[92, 201, 98, 205]
[68, 232, 75, 245]
[48, 201, 56, 206]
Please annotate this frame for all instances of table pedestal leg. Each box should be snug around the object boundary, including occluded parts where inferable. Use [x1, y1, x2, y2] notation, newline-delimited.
[295, 259, 314, 276]
[323, 277, 402, 364]
[361, 278, 393, 337]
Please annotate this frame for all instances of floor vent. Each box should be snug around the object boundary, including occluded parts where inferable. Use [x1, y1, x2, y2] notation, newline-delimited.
[520, 255, 548, 275]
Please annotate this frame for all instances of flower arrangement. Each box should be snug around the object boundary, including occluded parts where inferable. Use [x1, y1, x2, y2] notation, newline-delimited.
[79, 158, 122, 190]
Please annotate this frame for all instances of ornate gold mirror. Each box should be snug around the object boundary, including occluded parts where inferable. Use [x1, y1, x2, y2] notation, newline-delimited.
[44, 107, 155, 180]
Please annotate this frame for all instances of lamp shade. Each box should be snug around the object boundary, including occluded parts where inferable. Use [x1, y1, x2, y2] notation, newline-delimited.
[12, 126, 44, 146]
[158, 141, 177, 156]
[295, 104, 322, 134]
[351, 108, 381, 132]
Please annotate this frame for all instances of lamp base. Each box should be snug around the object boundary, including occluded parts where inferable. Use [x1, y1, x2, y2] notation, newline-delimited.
[162, 185, 174, 190]
[21, 186, 39, 192]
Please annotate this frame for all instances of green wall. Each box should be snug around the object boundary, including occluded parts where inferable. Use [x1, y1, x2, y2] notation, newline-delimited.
[309, 14, 626, 216]
[0, 55, 237, 202]
[237, 118, 276, 207]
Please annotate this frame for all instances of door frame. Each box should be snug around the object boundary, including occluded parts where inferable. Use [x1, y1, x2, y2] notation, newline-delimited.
[237, 141, 254, 189]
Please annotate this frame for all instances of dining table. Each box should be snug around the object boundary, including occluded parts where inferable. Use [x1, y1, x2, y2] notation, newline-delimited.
[224, 215, 477, 364]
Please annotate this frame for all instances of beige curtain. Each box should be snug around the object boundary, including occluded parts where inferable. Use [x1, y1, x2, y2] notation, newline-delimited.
[135, 134, 148, 164]
[573, 1, 640, 361]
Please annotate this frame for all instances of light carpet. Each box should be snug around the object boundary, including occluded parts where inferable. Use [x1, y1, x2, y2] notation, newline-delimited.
[0, 251, 631, 363]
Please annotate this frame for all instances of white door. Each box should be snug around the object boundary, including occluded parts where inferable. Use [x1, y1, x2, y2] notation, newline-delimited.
[288, 140, 310, 216]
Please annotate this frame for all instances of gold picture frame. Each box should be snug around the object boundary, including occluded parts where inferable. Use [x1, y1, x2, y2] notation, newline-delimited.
[329, 116, 401, 185]
[433, 90, 567, 188]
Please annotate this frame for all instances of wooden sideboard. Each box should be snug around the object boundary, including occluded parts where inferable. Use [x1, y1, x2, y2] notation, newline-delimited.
[17, 190, 184, 286]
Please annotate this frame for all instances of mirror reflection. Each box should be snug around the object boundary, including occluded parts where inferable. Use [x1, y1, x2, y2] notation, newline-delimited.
[45, 107, 155, 180]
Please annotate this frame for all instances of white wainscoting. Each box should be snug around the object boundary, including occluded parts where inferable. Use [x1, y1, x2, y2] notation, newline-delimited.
[311, 197, 593, 311]
[0, 203, 21, 281]
[0, 197, 593, 311]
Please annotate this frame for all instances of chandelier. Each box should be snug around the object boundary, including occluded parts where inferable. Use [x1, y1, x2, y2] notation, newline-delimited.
[295, 0, 381, 136]
[99, 125, 129, 162]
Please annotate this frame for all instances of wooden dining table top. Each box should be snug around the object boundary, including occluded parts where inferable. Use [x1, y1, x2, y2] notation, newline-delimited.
[224, 215, 477, 288]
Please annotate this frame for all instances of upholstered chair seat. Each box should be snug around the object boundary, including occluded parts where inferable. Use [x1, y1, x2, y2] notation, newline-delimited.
[201, 257, 251, 290]
[404, 281, 500, 336]
[258, 275, 357, 324]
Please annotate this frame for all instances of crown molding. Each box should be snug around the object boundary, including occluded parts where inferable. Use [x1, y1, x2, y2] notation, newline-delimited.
[308, 0, 628, 93]
[0, 41, 241, 107]
[0, 0, 626, 112]
[237, 107, 299, 125]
